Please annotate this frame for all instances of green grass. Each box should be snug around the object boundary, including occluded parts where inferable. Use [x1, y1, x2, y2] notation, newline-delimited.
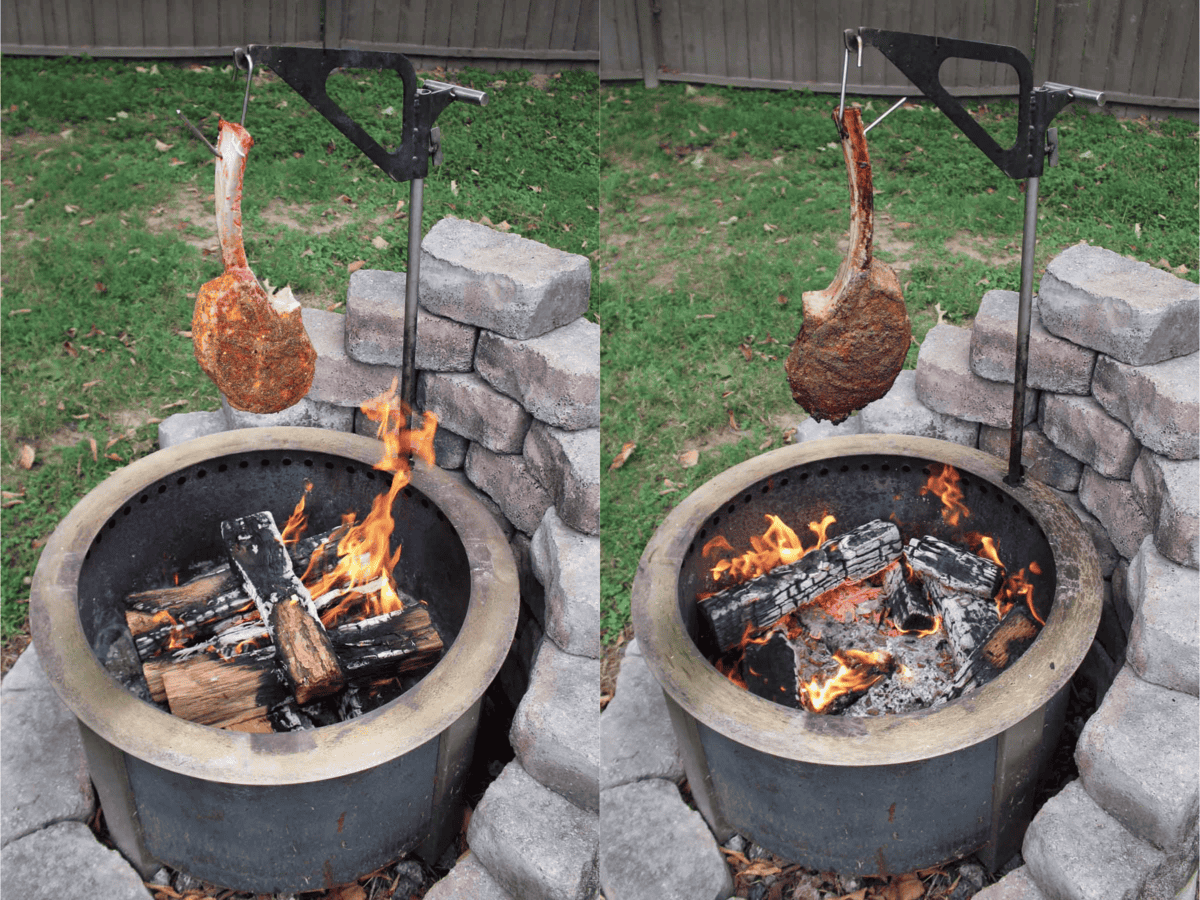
[599, 81, 1198, 642]
[0, 57, 599, 650]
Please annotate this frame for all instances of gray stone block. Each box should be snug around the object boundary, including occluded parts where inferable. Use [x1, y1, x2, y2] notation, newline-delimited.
[1, 647, 95, 846]
[524, 422, 599, 536]
[970, 290, 1097, 394]
[1038, 243, 1199, 366]
[222, 394, 354, 431]
[858, 370, 980, 445]
[796, 411, 864, 442]
[971, 866, 1048, 900]
[419, 371, 531, 454]
[979, 423, 1084, 491]
[531, 507, 600, 658]
[354, 410, 470, 470]
[475, 317, 600, 431]
[600, 639, 685, 790]
[439, 468, 515, 539]
[1078, 467, 1153, 560]
[466, 760, 598, 900]
[1053, 488, 1121, 579]
[1023, 779, 1165, 900]
[510, 640, 600, 812]
[916, 323, 1037, 428]
[157, 409, 227, 449]
[419, 218, 591, 340]
[424, 852, 514, 900]
[600, 778, 732, 900]
[1, 821, 153, 900]
[465, 444, 553, 535]
[1076, 667, 1199, 850]
[345, 269, 478, 371]
[1132, 450, 1199, 569]
[1126, 537, 1200, 696]
[301, 307, 406, 407]
[1092, 353, 1199, 461]
[1039, 393, 1141, 479]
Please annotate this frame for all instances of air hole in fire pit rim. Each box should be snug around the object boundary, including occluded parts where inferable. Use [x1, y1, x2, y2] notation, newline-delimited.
[196, 469, 206, 479]
[261, 459, 271, 468]
[282, 458, 292, 467]
[122, 506, 131, 516]
[139, 495, 148, 504]
[239, 460, 249, 469]
[176, 476, 186, 486]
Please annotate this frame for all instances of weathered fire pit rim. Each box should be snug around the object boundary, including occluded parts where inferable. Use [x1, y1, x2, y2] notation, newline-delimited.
[30, 426, 520, 786]
[632, 434, 1102, 767]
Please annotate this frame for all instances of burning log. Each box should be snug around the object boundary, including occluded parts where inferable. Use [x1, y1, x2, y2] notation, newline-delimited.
[949, 604, 1042, 698]
[880, 562, 938, 634]
[906, 536, 1003, 667]
[125, 566, 239, 611]
[222, 511, 345, 705]
[155, 647, 287, 732]
[699, 520, 902, 651]
[327, 606, 443, 681]
[802, 648, 896, 714]
[743, 631, 802, 709]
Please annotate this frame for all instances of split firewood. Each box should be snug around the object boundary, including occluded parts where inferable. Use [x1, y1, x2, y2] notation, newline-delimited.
[906, 536, 1003, 667]
[699, 519, 902, 651]
[125, 596, 258, 660]
[880, 561, 937, 634]
[156, 647, 286, 732]
[949, 603, 1042, 697]
[743, 631, 802, 709]
[326, 606, 443, 680]
[192, 120, 315, 413]
[222, 511, 345, 705]
[125, 565, 239, 612]
[785, 107, 911, 423]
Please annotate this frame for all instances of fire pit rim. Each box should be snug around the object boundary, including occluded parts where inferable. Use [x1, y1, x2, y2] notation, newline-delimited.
[30, 426, 520, 786]
[632, 434, 1102, 767]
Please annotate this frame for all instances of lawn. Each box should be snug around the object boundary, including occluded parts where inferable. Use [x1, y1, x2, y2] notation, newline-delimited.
[0, 56, 599, 661]
[599, 80, 1199, 644]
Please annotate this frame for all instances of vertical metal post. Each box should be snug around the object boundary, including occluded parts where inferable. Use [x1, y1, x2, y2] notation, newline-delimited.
[403, 177, 424, 430]
[1005, 175, 1040, 486]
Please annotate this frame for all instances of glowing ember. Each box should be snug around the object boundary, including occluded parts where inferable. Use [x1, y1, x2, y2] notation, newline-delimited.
[802, 648, 895, 713]
[921, 463, 969, 527]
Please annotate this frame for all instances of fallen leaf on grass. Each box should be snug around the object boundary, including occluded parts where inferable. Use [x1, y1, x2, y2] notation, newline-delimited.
[8, 308, 31, 316]
[528, 185, 542, 193]
[160, 400, 188, 410]
[783, 427, 798, 444]
[371, 236, 389, 250]
[741, 860, 782, 878]
[80, 217, 94, 225]
[95, 281, 107, 293]
[727, 410, 741, 431]
[777, 294, 788, 306]
[1, 490, 24, 508]
[168, 157, 186, 166]
[72, 413, 90, 420]
[740, 343, 753, 361]
[175, 329, 192, 338]
[450, 179, 459, 196]
[104, 436, 124, 451]
[660, 478, 684, 494]
[64, 203, 80, 214]
[82, 380, 101, 389]
[696, 313, 716, 319]
[678, 449, 699, 468]
[106, 453, 122, 462]
[720, 848, 750, 866]
[347, 260, 367, 273]
[763, 223, 778, 232]
[758, 436, 774, 450]
[608, 442, 636, 471]
[154, 139, 173, 152]
[718, 215, 738, 226]
[17, 444, 36, 469]
[88, 437, 98, 462]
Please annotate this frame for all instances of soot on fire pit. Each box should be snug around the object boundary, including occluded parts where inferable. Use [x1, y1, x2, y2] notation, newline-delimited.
[697, 465, 1048, 716]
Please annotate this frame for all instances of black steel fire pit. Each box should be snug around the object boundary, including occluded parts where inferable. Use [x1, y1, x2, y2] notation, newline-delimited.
[632, 434, 1101, 875]
[30, 427, 518, 894]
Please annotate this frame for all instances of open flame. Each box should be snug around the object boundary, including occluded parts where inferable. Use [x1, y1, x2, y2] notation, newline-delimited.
[921, 463, 969, 527]
[703, 513, 835, 586]
[802, 648, 895, 713]
[279, 379, 438, 629]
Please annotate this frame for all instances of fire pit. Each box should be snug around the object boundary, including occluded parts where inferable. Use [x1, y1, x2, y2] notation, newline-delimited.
[632, 434, 1101, 875]
[30, 426, 519, 893]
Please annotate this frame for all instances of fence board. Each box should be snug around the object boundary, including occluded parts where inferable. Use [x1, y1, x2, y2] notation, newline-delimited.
[499, 0, 532, 49]
[1, 0, 19, 47]
[447, 0, 478, 50]
[1146, 0, 1192, 101]
[472, 0, 504, 50]
[525, 0, 556, 51]
[576, 0, 598, 59]
[552, 0, 582, 51]
[723, 0, 749, 81]
[13, 0, 44, 46]
[1107, 0, 1145, 97]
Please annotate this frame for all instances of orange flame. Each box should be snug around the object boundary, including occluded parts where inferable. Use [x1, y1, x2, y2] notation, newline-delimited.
[281, 481, 313, 545]
[997, 566, 1045, 625]
[801, 648, 894, 712]
[975, 534, 1002, 569]
[921, 464, 969, 527]
[705, 513, 835, 586]
[304, 379, 438, 627]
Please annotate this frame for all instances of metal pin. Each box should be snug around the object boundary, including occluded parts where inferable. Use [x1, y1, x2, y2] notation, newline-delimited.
[234, 48, 254, 127]
[863, 97, 908, 134]
[856, 34, 862, 68]
[175, 109, 222, 159]
[838, 47, 850, 121]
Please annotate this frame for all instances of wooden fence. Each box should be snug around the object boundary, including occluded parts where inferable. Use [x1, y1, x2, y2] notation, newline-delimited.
[601, 0, 1198, 112]
[0, 0, 600, 71]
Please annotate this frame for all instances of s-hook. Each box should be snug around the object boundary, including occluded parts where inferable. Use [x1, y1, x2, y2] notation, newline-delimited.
[233, 48, 254, 126]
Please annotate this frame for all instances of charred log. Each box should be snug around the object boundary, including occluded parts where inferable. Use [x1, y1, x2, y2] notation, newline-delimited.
[327, 607, 443, 681]
[743, 631, 802, 709]
[222, 511, 345, 703]
[906, 536, 1003, 667]
[949, 604, 1042, 698]
[881, 562, 937, 634]
[699, 519, 902, 651]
